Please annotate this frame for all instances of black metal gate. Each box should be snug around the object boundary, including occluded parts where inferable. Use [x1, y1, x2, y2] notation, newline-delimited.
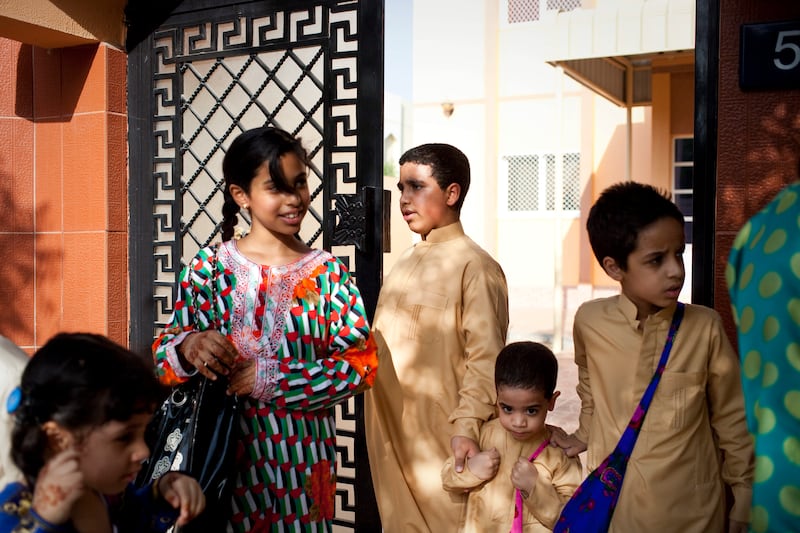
[126, 1, 385, 529]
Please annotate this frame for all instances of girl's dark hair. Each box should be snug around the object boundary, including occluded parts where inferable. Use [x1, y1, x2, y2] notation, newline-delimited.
[586, 181, 685, 270]
[220, 126, 310, 241]
[11, 332, 165, 484]
[399, 143, 471, 211]
[495, 341, 558, 398]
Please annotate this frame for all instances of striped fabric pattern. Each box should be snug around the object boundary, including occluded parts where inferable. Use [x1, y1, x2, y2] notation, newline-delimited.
[153, 242, 376, 532]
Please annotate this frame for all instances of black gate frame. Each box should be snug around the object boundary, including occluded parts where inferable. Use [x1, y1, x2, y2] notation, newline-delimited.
[126, 0, 385, 529]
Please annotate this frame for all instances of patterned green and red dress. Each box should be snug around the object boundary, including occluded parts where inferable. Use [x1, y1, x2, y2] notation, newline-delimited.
[153, 241, 377, 532]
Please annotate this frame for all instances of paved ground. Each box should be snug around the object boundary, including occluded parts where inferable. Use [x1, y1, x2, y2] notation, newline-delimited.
[506, 285, 619, 434]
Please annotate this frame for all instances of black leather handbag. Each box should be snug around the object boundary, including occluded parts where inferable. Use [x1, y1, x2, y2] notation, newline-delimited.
[137, 374, 238, 532]
[136, 244, 239, 532]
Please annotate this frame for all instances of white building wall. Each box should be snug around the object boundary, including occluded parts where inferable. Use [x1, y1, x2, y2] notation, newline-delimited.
[405, 0, 592, 342]
[405, 0, 676, 342]
[408, 0, 497, 251]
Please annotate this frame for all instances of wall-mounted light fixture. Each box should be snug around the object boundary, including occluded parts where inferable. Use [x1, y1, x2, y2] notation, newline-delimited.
[441, 102, 454, 118]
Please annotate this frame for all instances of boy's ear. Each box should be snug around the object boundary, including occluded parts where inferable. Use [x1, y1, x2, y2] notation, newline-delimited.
[42, 421, 75, 452]
[444, 183, 461, 208]
[547, 391, 561, 411]
[602, 256, 625, 281]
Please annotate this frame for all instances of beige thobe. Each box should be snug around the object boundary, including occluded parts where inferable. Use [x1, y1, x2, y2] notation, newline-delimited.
[573, 295, 754, 532]
[365, 222, 509, 533]
[442, 423, 582, 532]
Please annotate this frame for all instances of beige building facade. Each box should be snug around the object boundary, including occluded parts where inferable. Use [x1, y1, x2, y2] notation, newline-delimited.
[385, 0, 697, 345]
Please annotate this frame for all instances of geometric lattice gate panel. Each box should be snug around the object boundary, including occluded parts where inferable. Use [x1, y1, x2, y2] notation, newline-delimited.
[127, 1, 385, 530]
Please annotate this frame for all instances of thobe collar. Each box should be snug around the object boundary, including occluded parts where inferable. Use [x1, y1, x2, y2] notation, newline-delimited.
[420, 221, 465, 243]
[617, 292, 679, 331]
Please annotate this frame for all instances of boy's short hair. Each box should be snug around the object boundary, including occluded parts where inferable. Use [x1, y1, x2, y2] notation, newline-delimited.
[587, 181, 685, 270]
[399, 143, 470, 211]
[495, 341, 558, 398]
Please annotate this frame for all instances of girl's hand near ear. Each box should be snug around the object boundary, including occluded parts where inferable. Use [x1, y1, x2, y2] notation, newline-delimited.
[32, 448, 85, 526]
[157, 472, 206, 526]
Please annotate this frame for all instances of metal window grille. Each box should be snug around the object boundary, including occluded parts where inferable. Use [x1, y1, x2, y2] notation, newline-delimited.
[507, 0, 580, 23]
[506, 155, 539, 211]
[562, 152, 581, 210]
[546, 0, 582, 12]
[505, 153, 580, 212]
[508, 0, 539, 23]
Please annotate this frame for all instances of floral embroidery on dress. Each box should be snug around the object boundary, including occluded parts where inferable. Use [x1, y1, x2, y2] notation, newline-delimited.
[306, 460, 336, 521]
[335, 335, 379, 388]
[292, 264, 326, 305]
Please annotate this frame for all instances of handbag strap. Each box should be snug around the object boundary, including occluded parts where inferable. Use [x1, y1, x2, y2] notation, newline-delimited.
[616, 302, 685, 455]
[510, 438, 550, 533]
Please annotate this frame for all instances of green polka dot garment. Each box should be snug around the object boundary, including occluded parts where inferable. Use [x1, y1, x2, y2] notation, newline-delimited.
[727, 181, 800, 533]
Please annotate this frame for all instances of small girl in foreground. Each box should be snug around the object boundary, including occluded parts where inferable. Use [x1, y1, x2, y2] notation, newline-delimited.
[0, 332, 205, 533]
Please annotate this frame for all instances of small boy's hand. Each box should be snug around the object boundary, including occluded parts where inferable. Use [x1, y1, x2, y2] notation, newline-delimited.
[450, 436, 480, 473]
[548, 426, 587, 457]
[466, 448, 500, 481]
[157, 472, 206, 526]
[728, 520, 748, 533]
[33, 448, 85, 526]
[510, 458, 538, 499]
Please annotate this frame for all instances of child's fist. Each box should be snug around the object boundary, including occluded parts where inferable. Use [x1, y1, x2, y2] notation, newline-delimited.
[466, 448, 501, 481]
[510, 458, 539, 499]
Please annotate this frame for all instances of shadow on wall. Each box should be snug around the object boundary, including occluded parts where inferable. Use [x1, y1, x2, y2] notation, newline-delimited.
[0, 168, 61, 345]
[742, 102, 800, 215]
[15, 42, 97, 121]
[716, 101, 800, 339]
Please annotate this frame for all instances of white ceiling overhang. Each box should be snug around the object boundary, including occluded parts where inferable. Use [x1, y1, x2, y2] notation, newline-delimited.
[540, 0, 696, 107]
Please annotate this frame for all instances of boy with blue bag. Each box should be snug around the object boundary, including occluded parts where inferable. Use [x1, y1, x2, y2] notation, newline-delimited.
[551, 182, 754, 533]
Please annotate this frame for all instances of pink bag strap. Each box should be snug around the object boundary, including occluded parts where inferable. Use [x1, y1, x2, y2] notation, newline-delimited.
[510, 438, 550, 533]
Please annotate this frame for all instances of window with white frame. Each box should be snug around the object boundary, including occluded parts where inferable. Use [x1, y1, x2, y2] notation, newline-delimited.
[503, 153, 581, 214]
[506, 0, 582, 24]
[672, 137, 694, 243]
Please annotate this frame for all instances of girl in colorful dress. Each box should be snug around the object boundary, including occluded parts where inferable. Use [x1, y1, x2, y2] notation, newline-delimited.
[152, 126, 378, 532]
[1, 332, 206, 533]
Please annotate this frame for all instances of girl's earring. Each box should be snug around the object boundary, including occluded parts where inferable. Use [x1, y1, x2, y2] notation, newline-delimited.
[243, 204, 249, 210]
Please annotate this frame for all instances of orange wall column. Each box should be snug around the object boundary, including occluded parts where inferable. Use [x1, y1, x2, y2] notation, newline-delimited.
[1, 37, 128, 350]
[0, 40, 35, 350]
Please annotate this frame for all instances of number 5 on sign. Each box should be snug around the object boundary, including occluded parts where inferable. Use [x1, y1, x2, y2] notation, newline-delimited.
[774, 30, 800, 71]
[740, 20, 800, 91]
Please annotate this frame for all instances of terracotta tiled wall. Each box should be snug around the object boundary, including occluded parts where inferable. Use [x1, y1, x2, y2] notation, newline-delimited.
[0, 38, 128, 352]
[715, 2, 800, 343]
[714, 2, 800, 345]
